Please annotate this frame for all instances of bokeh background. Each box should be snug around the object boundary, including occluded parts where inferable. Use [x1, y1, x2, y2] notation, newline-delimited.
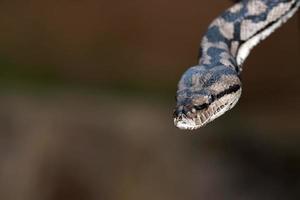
[0, 0, 299, 199]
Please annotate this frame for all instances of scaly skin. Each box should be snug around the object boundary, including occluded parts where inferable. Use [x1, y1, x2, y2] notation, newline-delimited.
[174, 0, 300, 130]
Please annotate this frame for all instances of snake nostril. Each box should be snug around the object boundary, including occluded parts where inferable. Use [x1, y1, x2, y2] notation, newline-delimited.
[173, 109, 182, 118]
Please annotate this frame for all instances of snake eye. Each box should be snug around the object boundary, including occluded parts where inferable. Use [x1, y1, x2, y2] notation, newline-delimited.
[194, 103, 208, 111]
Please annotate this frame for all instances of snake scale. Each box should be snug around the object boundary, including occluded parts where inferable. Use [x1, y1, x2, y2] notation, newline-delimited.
[173, 0, 300, 130]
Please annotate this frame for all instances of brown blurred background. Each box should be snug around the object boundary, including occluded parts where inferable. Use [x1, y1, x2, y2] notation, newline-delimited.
[0, 0, 299, 200]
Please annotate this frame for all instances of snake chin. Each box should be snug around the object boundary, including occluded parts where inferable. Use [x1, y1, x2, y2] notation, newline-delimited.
[174, 89, 241, 130]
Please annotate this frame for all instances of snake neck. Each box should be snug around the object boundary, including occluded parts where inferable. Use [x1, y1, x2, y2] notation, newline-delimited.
[199, 0, 300, 73]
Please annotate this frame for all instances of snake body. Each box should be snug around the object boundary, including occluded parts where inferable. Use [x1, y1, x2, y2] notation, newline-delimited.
[174, 0, 300, 130]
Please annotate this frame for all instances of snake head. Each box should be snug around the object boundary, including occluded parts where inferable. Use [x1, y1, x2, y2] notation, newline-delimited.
[173, 65, 242, 130]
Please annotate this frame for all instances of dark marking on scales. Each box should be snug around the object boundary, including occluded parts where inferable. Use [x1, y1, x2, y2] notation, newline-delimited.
[206, 26, 230, 44]
[206, 47, 227, 66]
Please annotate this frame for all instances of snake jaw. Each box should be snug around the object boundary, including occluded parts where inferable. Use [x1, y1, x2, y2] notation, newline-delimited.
[174, 115, 198, 130]
[174, 109, 213, 130]
[173, 110, 214, 130]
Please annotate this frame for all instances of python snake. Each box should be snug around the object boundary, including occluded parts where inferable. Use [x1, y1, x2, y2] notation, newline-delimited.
[173, 0, 300, 130]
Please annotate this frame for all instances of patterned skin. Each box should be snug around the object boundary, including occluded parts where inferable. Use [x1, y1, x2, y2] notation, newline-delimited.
[174, 0, 300, 130]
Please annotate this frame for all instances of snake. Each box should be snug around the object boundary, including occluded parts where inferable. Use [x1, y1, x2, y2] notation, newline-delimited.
[173, 0, 300, 130]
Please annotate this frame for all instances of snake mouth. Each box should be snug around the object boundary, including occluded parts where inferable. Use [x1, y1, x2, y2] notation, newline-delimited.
[174, 89, 241, 130]
[173, 109, 214, 130]
[174, 112, 210, 130]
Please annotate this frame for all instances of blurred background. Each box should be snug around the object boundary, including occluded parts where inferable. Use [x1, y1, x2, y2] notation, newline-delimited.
[0, 0, 299, 199]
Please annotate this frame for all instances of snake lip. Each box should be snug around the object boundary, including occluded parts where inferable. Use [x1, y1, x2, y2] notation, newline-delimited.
[173, 110, 212, 130]
[174, 113, 196, 130]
